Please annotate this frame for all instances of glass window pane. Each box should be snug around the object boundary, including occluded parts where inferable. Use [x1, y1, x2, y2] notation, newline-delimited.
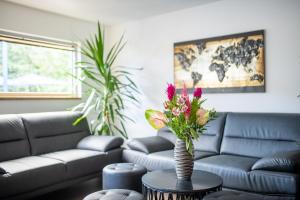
[6, 42, 74, 93]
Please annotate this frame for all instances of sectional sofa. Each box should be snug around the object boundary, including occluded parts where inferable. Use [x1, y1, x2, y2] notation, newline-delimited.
[1, 111, 299, 200]
[0, 112, 124, 200]
[124, 113, 300, 199]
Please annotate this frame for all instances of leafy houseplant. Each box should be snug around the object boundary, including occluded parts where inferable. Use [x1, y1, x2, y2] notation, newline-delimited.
[73, 23, 139, 139]
[145, 84, 216, 180]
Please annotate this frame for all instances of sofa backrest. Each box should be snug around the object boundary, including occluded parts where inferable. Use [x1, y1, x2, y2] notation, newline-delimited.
[21, 111, 90, 155]
[0, 115, 30, 162]
[221, 113, 300, 158]
[194, 112, 227, 153]
[157, 127, 176, 144]
[157, 113, 227, 153]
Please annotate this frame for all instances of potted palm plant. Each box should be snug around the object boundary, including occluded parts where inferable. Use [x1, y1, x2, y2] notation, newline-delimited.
[73, 23, 139, 138]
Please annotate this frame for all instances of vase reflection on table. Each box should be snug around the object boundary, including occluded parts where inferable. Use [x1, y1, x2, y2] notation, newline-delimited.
[145, 83, 216, 180]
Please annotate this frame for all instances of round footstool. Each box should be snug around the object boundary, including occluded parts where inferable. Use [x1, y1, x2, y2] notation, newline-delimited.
[203, 191, 282, 200]
[83, 189, 144, 200]
[103, 163, 147, 192]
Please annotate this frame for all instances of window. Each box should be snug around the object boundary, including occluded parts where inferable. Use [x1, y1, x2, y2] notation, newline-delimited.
[0, 30, 81, 99]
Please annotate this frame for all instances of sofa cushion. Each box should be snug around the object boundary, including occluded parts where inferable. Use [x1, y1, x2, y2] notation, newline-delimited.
[40, 149, 107, 178]
[249, 170, 299, 195]
[123, 149, 215, 171]
[0, 156, 66, 198]
[0, 115, 30, 162]
[123, 149, 171, 171]
[203, 190, 289, 200]
[77, 136, 124, 152]
[157, 113, 227, 153]
[252, 150, 300, 173]
[127, 136, 174, 154]
[194, 155, 258, 191]
[22, 111, 90, 155]
[221, 113, 300, 158]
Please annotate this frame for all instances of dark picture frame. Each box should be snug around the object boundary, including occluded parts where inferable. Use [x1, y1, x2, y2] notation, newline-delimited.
[174, 30, 265, 93]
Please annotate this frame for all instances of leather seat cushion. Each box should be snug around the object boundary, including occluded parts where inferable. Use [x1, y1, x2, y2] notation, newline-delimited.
[194, 155, 258, 191]
[0, 156, 65, 198]
[248, 170, 299, 195]
[40, 149, 106, 178]
[203, 190, 292, 200]
[123, 149, 215, 171]
[195, 155, 298, 195]
[123, 149, 172, 171]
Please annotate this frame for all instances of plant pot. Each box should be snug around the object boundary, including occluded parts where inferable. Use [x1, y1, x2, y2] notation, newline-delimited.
[174, 138, 194, 180]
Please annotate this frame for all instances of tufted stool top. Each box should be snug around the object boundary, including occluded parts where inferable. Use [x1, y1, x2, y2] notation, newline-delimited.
[203, 191, 284, 200]
[83, 189, 144, 200]
[103, 163, 146, 174]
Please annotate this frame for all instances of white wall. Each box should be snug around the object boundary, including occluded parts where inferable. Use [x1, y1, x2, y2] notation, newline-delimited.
[108, 0, 300, 138]
[0, 1, 96, 114]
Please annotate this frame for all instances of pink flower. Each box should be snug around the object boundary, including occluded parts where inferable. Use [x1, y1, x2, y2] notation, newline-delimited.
[145, 109, 167, 130]
[166, 83, 176, 100]
[177, 96, 186, 105]
[184, 100, 191, 119]
[193, 88, 202, 98]
[172, 108, 180, 116]
[180, 84, 191, 119]
[181, 83, 188, 97]
[181, 104, 188, 113]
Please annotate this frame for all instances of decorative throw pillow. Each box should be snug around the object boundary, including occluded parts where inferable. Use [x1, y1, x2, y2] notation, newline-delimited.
[127, 136, 174, 154]
[252, 150, 300, 173]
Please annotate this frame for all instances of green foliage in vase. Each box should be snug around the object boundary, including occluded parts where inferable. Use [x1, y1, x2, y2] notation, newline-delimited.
[73, 22, 139, 138]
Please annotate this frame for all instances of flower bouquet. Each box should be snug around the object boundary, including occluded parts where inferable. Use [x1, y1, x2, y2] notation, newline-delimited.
[145, 83, 216, 180]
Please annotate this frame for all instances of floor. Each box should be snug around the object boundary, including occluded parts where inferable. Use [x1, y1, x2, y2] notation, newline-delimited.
[30, 178, 101, 200]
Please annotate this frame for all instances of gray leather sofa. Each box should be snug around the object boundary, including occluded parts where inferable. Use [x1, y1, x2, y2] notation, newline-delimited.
[123, 113, 300, 199]
[0, 111, 124, 200]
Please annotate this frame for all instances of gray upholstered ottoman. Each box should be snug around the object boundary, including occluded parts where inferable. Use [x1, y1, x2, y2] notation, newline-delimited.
[83, 189, 144, 200]
[103, 163, 147, 192]
[203, 191, 287, 200]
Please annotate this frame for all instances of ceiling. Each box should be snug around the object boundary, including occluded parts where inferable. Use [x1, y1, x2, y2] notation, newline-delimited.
[6, 0, 220, 24]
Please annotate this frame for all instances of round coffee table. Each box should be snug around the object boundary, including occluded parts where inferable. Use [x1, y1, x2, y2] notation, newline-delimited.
[142, 169, 222, 200]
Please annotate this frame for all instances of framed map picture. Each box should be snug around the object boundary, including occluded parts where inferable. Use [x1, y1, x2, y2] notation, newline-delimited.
[174, 30, 265, 93]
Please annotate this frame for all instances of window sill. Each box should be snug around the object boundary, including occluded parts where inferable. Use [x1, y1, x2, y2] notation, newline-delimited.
[0, 92, 81, 100]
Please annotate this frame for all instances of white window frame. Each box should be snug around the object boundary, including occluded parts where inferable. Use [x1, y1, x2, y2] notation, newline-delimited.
[0, 29, 81, 99]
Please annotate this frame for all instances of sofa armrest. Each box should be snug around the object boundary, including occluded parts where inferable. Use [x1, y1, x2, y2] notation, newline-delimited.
[252, 150, 300, 173]
[77, 135, 124, 152]
[127, 136, 174, 154]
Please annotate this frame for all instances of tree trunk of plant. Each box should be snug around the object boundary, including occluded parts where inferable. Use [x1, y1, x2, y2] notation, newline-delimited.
[174, 138, 194, 180]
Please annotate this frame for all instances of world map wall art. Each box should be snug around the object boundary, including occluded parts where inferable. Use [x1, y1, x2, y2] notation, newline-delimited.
[174, 30, 265, 93]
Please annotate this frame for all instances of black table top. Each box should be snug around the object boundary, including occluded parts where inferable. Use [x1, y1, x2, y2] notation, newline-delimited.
[142, 169, 222, 193]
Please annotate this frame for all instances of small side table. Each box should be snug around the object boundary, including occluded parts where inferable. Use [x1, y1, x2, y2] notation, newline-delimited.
[142, 169, 222, 200]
